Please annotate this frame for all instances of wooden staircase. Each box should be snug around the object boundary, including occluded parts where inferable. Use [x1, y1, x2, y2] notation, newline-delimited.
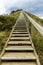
[1, 12, 40, 65]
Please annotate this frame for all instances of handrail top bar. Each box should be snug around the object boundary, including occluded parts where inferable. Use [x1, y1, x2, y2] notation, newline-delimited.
[23, 11, 43, 36]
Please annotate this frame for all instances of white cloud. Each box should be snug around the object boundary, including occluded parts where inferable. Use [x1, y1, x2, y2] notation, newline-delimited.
[0, 0, 43, 17]
[39, 17, 43, 19]
[4, 0, 33, 8]
[0, 0, 30, 14]
[0, 0, 34, 14]
[0, 0, 6, 14]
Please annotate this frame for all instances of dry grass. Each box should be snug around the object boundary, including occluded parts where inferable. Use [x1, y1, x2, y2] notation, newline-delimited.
[0, 10, 20, 53]
[24, 12, 43, 65]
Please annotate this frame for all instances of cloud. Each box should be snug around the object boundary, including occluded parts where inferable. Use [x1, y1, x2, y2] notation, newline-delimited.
[0, 0, 43, 17]
[0, 0, 6, 14]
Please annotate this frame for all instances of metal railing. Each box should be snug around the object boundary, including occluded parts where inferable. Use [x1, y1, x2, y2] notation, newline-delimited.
[23, 11, 43, 36]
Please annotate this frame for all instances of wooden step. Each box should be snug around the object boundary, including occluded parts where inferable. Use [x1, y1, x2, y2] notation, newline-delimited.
[14, 29, 27, 30]
[1, 52, 36, 61]
[12, 32, 28, 34]
[14, 28, 27, 29]
[15, 26, 26, 27]
[15, 25, 26, 27]
[8, 41, 31, 45]
[14, 26, 26, 28]
[9, 37, 30, 41]
[14, 30, 27, 32]
[16, 24, 26, 25]
[8, 44, 31, 46]
[11, 34, 29, 37]
[10, 37, 30, 40]
[14, 28, 27, 30]
[1, 62, 37, 65]
[5, 46, 34, 52]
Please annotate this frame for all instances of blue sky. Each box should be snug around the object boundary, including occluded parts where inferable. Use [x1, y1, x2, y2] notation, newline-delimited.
[0, 0, 43, 17]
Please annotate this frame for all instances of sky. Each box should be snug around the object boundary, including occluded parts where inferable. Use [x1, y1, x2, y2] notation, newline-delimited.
[0, 0, 43, 17]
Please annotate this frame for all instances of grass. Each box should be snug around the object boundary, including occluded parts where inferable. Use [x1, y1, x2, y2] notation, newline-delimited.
[31, 26, 43, 65]
[24, 12, 43, 65]
[0, 10, 20, 53]
[0, 31, 10, 52]
[0, 10, 43, 65]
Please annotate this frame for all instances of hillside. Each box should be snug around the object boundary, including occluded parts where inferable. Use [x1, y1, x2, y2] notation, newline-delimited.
[0, 10, 43, 65]
[0, 10, 20, 53]
[26, 12, 43, 65]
